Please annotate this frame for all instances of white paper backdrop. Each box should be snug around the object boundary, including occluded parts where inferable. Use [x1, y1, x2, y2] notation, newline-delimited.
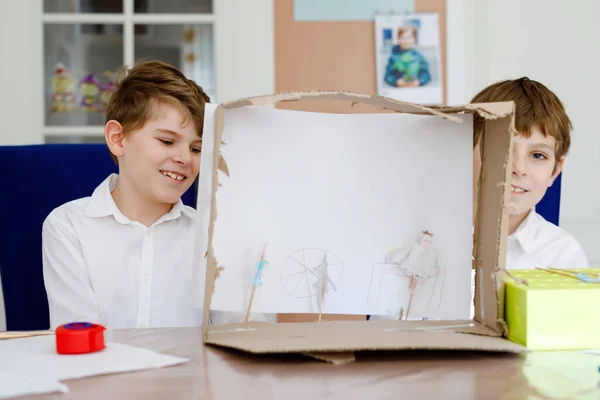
[198, 106, 473, 320]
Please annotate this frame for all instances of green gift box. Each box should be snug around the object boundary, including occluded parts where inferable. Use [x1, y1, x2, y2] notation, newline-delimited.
[505, 268, 600, 350]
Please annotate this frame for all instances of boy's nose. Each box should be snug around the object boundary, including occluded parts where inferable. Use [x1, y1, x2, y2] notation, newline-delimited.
[173, 149, 192, 165]
[512, 154, 527, 176]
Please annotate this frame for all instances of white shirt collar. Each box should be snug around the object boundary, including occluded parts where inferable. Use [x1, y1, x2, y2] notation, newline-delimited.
[509, 209, 538, 254]
[84, 173, 195, 225]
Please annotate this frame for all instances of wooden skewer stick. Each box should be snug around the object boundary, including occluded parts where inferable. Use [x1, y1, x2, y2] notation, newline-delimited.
[404, 277, 419, 321]
[245, 242, 269, 323]
[244, 290, 256, 324]
[535, 266, 577, 280]
[318, 269, 327, 322]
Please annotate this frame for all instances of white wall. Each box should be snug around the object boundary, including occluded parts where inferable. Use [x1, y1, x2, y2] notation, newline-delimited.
[457, 0, 600, 265]
[0, 1, 44, 146]
[0, 0, 45, 330]
[213, 0, 274, 102]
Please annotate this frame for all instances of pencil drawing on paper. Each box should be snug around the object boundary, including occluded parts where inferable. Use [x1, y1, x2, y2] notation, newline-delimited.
[367, 230, 446, 319]
[280, 249, 343, 299]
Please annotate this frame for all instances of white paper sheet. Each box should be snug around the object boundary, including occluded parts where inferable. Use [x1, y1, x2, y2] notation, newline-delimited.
[0, 335, 188, 399]
[0, 371, 68, 399]
[200, 106, 473, 319]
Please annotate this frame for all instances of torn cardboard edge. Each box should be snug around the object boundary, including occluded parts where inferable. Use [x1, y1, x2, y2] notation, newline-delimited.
[201, 90, 521, 357]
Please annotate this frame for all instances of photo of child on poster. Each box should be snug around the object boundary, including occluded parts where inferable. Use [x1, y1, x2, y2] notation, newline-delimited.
[375, 13, 443, 105]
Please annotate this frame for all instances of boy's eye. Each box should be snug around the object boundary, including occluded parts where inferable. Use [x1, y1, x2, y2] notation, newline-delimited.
[191, 147, 201, 153]
[159, 139, 173, 145]
[531, 152, 547, 160]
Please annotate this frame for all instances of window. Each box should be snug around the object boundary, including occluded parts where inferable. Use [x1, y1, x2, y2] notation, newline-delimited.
[42, 0, 215, 143]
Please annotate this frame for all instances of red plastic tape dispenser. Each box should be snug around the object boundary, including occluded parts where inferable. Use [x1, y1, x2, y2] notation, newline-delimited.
[56, 322, 106, 354]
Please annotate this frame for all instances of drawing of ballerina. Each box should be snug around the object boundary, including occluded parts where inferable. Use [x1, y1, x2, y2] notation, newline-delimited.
[389, 230, 446, 320]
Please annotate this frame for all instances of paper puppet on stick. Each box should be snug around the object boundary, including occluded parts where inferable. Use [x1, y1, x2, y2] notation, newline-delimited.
[387, 230, 446, 319]
[245, 243, 269, 322]
[312, 251, 338, 321]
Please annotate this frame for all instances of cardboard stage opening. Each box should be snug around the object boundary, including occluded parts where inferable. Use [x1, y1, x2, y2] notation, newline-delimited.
[197, 91, 523, 356]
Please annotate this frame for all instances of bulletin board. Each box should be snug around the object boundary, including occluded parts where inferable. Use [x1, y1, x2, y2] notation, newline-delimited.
[274, 0, 447, 113]
[274, 0, 447, 322]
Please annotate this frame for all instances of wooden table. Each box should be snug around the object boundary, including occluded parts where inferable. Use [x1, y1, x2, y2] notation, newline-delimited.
[21, 328, 600, 399]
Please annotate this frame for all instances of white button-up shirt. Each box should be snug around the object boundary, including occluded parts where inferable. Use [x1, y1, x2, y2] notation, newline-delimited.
[506, 210, 588, 270]
[469, 209, 588, 318]
[42, 174, 260, 329]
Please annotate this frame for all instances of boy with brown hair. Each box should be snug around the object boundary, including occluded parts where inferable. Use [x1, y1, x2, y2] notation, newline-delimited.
[384, 25, 431, 88]
[42, 61, 260, 329]
[472, 77, 587, 270]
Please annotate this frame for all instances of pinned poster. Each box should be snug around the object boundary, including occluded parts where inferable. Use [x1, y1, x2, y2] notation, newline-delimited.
[374, 13, 443, 105]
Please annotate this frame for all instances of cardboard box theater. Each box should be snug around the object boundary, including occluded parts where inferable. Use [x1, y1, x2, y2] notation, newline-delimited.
[197, 91, 527, 357]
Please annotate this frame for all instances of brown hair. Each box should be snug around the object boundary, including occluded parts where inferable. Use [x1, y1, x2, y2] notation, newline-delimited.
[397, 25, 417, 38]
[105, 60, 210, 164]
[471, 77, 572, 163]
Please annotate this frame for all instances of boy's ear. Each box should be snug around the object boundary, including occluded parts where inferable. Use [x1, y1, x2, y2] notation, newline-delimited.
[105, 120, 125, 158]
[549, 156, 565, 186]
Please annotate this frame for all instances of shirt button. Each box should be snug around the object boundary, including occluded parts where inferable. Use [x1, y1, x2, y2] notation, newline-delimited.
[142, 273, 149, 282]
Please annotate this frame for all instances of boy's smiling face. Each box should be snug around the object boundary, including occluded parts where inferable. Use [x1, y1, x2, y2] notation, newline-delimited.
[509, 126, 563, 217]
[113, 101, 202, 208]
[398, 30, 416, 50]
[473, 125, 564, 224]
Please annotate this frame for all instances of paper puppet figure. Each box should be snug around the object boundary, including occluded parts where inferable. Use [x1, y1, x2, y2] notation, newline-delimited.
[79, 73, 101, 112]
[99, 81, 116, 113]
[312, 252, 338, 318]
[388, 230, 445, 319]
[312, 252, 338, 296]
[50, 63, 76, 112]
[245, 242, 269, 322]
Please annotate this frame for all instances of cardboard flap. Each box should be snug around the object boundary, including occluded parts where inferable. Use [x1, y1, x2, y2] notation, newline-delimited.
[222, 91, 463, 122]
[201, 91, 517, 344]
[205, 320, 527, 355]
[436, 102, 515, 120]
[202, 104, 225, 333]
[473, 111, 515, 334]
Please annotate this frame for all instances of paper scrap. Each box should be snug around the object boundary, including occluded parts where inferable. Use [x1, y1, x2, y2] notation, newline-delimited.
[294, 0, 414, 21]
[0, 335, 189, 399]
[0, 372, 68, 399]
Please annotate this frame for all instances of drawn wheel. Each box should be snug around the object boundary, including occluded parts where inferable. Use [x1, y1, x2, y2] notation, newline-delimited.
[280, 249, 343, 298]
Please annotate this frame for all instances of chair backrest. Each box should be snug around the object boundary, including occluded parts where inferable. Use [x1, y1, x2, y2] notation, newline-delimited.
[536, 173, 562, 226]
[0, 144, 197, 331]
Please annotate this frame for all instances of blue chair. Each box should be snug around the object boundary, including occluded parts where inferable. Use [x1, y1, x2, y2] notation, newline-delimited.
[0, 144, 197, 331]
[536, 173, 561, 226]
